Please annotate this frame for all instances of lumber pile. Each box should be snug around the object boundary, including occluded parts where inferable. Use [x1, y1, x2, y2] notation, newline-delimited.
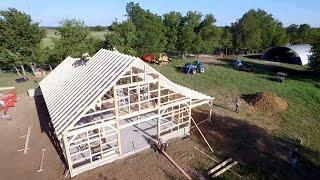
[207, 158, 238, 178]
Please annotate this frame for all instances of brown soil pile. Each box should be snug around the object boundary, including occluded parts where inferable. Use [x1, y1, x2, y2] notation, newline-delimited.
[248, 92, 288, 114]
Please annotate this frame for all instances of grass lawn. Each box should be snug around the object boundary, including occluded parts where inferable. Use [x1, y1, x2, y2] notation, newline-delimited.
[155, 57, 320, 149]
[152, 56, 320, 178]
[0, 72, 42, 96]
[1, 56, 319, 179]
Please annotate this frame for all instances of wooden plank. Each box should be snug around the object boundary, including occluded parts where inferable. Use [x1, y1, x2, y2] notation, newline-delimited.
[37, 149, 46, 172]
[212, 161, 238, 178]
[207, 158, 232, 175]
[193, 146, 218, 163]
[113, 87, 122, 155]
[161, 150, 191, 180]
[190, 116, 214, 152]
[120, 114, 158, 129]
[152, 139, 191, 180]
[17, 126, 31, 155]
[194, 146, 245, 179]
[0, 87, 15, 91]
[190, 119, 207, 129]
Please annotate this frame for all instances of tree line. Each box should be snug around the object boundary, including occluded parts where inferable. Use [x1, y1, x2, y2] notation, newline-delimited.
[1, 2, 320, 75]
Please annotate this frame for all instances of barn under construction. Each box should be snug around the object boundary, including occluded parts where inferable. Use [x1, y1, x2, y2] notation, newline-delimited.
[39, 49, 213, 177]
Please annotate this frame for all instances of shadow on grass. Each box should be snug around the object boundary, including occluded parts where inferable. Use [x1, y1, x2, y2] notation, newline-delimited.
[191, 110, 320, 179]
[173, 65, 184, 73]
[34, 89, 68, 170]
[211, 58, 320, 83]
[213, 103, 235, 112]
[243, 54, 262, 59]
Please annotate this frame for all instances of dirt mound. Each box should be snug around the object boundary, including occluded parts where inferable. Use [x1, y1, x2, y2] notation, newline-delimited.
[248, 92, 288, 114]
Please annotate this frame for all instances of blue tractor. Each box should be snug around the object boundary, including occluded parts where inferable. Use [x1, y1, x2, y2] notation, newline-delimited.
[183, 61, 205, 74]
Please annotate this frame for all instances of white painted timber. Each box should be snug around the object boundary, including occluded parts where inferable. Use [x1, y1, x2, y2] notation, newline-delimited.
[39, 49, 213, 137]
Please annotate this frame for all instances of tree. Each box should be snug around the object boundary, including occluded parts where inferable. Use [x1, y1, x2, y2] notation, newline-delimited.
[51, 19, 100, 63]
[310, 34, 320, 71]
[103, 33, 124, 51]
[219, 27, 233, 55]
[232, 9, 287, 53]
[178, 11, 201, 58]
[108, 20, 137, 55]
[126, 2, 166, 56]
[163, 11, 182, 51]
[287, 24, 313, 44]
[0, 8, 45, 75]
[194, 14, 219, 54]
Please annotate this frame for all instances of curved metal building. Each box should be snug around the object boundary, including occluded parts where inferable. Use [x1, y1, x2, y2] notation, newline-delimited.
[261, 44, 312, 65]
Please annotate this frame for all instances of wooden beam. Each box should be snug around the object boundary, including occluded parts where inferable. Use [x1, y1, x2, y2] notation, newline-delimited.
[157, 80, 161, 138]
[152, 139, 191, 180]
[63, 135, 73, 174]
[113, 86, 121, 155]
[120, 114, 158, 129]
[194, 146, 245, 179]
[212, 161, 238, 178]
[207, 158, 232, 175]
[17, 126, 31, 155]
[190, 117, 214, 152]
[193, 146, 218, 163]
[37, 149, 46, 173]
[161, 150, 191, 180]
[0, 87, 15, 91]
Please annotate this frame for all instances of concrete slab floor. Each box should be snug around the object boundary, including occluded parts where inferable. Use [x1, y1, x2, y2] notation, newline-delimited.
[120, 119, 158, 154]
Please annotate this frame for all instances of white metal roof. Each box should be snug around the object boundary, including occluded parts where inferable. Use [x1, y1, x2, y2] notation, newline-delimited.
[262, 44, 312, 65]
[284, 44, 312, 65]
[40, 49, 213, 136]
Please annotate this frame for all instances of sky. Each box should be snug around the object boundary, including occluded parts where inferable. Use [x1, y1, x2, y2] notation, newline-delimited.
[0, 0, 319, 27]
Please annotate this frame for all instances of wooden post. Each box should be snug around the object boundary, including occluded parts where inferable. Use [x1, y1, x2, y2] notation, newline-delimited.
[138, 84, 141, 112]
[157, 80, 161, 138]
[113, 86, 122, 155]
[63, 134, 73, 175]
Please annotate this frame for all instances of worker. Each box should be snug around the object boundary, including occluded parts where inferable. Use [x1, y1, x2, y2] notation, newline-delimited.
[155, 138, 168, 152]
[235, 97, 241, 113]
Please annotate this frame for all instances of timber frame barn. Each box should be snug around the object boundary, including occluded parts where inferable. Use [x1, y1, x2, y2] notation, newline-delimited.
[39, 49, 214, 177]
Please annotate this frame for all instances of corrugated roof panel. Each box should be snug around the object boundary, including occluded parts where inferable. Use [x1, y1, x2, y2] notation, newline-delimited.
[40, 49, 213, 136]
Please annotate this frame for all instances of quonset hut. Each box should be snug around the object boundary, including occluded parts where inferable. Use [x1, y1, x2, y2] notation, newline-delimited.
[39, 49, 213, 177]
[261, 44, 312, 65]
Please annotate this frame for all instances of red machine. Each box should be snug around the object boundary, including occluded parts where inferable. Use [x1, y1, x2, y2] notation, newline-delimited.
[141, 54, 156, 63]
[0, 91, 17, 115]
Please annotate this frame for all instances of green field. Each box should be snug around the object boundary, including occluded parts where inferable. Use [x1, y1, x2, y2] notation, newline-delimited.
[152, 57, 320, 178]
[153, 57, 320, 150]
[1, 56, 319, 178]
[41, 29, 108, 48]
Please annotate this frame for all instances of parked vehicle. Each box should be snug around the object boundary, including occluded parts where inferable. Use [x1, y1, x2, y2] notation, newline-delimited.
[276, 72, 287, 83]
[141, 53, 171, 65]
[184, 61, 205, 74]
